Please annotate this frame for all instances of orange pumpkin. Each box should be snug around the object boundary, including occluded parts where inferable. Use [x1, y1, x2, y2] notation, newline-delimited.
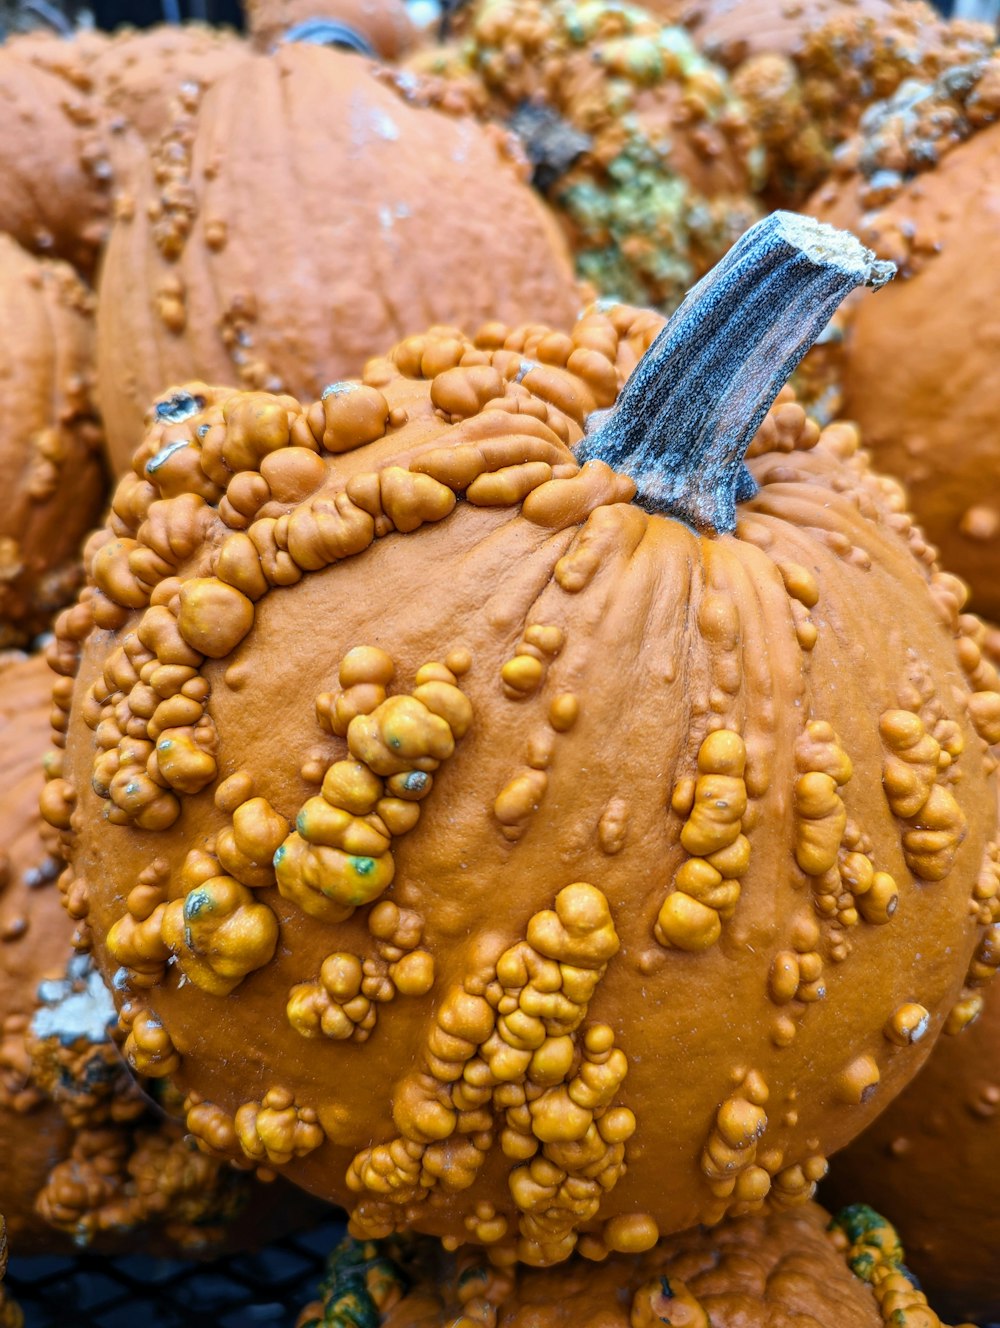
[96, 41, 581, 475]
[678, 0, 991, 204]
[297, 1202, 974, 1327]
[48, 215, 1000, 1266]
[824, 902, 1000, 1320]
[0, 25, 249, 279]
[807, 51, 1000, 622]
[0, 653, 326, 1254]
[8, 24, 249, 148]
[0, 44, 112, 275]
[243, 0, 417, 59]
[405, 0, 763, 314]
[0, 234, 106, 650]
[84, 24, 250, 145]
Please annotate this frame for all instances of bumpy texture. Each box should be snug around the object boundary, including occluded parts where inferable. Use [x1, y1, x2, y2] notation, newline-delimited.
[298, 1202, 972, 1327]
[808, 52, 1000, 620]
[825, 939, 1000, 1323]
[96, 41, 581, 475]
[83, 24, 249, 145]
[49, 296, 1000, 1265]
[244, 0, 416, 58]
[0, 234, 106, 650]
[12, 24, 249, 146]
[0, 653, 320, 1254]
[679, 0, 992, 204]
[0, 42, 112, 275]
[404, 0, 763, 315]
[2, 25, 250, 278]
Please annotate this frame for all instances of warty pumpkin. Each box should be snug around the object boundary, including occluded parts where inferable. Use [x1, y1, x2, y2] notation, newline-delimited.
[0, 653, 326, 1254]
[0, 43, 112, 276]
[0, 234, 106, 650]
[95, 40, 582, 476]
[807, 50, 1000, 622]
[7, 23, 249, 147]
[404, 0, 764, 315]
[48, 214, 1000, 1267]
[243, 0, 417, 59]
[81, 23, 250, 146]
[0, 22, 249, 280]
[823, 869, 1000, 1323]
[676, 0, 992, 205]
[297, 1202, 976, 1328]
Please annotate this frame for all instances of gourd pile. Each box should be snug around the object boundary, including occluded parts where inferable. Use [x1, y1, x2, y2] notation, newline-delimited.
[2, 0, 1000, 1325]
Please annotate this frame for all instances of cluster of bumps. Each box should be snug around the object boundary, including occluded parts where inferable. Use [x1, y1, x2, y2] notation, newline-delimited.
[4, 0, 1000, 1325]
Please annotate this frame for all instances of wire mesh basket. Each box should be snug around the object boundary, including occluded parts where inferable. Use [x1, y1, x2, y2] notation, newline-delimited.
[5, 1217, 344, 1328]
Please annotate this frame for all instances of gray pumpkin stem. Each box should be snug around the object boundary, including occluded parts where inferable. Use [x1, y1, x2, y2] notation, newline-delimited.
[576, 211, 895, 535]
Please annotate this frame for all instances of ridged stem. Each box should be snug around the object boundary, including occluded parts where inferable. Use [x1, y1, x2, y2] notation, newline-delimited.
[576, 211, 895, 534]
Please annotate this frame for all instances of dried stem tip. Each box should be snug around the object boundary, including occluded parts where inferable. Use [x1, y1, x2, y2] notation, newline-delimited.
[577, 211, 895, 534]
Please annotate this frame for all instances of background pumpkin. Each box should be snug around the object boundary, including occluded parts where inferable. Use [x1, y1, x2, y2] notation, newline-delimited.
[80, 23, 250, 144]
[47, 217, 1000, 1267]
[0, 234, 106, 650]
[297, 1202, 973, 1328]
[0, 652, 327, 1255]
[675, 0, 992, 205]
[95, 40, 582, 475]
[405, 0, 764, 314]
[823, 913, 1000, 1323]
[0, 44, 113, 276]
[807, 50, 1000, 622]
[3, 23, 251, 281]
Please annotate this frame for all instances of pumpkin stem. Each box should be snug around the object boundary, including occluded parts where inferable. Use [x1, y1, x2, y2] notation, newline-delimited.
[576, 211, 895, 535]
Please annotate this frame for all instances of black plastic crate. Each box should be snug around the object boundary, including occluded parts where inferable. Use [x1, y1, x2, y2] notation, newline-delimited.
[5, 1218, 344, 1328]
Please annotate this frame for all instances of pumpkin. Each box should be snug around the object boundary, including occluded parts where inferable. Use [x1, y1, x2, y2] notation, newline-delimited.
[0, 652, 326, 1254]
[48, 214, 1000, 1267]
[676, 0, 992, 205]
[0, 43, 113, 275]
[0, 25, 249, 279]
[823, 862, 1000, 1321]
[0, 234, 106, 650]
[81, 23, 249, 145]
[296, 1202, 976, 1327]
[243, 0, 417, 59]
[95, 40, 582, 476]
[404, 0, 763, 315]
[0, 1218, 21, 1328]
[806, 51, 1000, 622]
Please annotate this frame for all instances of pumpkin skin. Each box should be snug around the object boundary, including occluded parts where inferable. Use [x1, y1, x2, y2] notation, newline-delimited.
[807, 52, 1000, 622]
[0, 235, 106, 650]
[0, 46, 112, 275]
[677, 0, 991, 205]
[823, 932, 1000, 1321]
[0, 26, 249, 279]
[0, 653, 326, 1254]
[8, 24, 250, 168]
[405, 0, 763, 315]
[298, 1202, 974, 1328]
[50, 287, 1000, 1265]
[244, 0, 417, 59]
[84, 24, 250, 145]
[95, 42, 581, 476]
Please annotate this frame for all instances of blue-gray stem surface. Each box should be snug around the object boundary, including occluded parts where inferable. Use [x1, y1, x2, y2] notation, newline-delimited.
[577, 211, 895, 535]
